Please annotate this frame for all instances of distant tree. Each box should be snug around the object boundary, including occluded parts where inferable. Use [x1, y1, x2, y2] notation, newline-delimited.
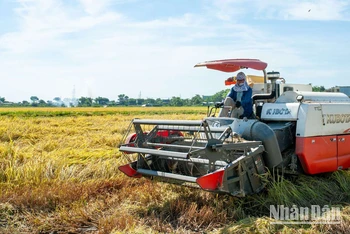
[78, 97, 93, 106]
[0, 97, 5, 103]
[38, 99, 47, 106]
[155, 98, 163, 106]
[136, 98, 145, 106]
[170, 96, 184, 106]
[30, 96, 39, 103]
[53, 97, 61, 102]
[182, 98, 190, 106]
[94, 96, 109, 106]
[312, 86, 326, 92]
[145, 98, 156, 105]
[108, 100, 117, 106]
[118, 94, 125, 103]
[22, 100, 30, 106]
[46, 100, 54, 106]
[128, 98, 137, 105]
[210, 89, 230, 102]
[191, 94, 203, 106]
[118, 94, 129, 105]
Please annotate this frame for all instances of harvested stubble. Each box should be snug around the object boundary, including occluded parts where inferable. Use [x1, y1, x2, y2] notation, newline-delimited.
[0, 107, 349, 233]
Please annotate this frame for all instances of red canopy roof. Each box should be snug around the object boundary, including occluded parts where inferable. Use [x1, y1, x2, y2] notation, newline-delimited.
[194, 59, 268, 72]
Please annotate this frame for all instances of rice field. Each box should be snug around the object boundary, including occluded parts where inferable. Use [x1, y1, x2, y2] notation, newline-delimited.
[0, 107, 349, 233]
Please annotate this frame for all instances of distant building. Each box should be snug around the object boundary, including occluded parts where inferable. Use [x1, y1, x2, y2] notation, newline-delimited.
[0, 101, 14, 106]
[339, 86, 350, 96]
[330, 86, 350, 97]
[328, 87, 340, 92]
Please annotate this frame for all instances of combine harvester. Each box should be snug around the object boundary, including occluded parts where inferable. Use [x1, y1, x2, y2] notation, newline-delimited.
[118, 59, 350, 196]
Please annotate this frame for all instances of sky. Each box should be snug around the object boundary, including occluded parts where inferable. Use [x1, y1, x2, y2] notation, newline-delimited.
[0, 0, 349, 102]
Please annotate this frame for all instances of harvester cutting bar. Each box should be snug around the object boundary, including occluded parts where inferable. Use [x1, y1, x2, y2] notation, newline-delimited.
[133, 119, 204, 126]
[137, 169, 197, 183]
[157, 125, 229, 133]
[209, 141, 263, 150]
[145, 142, 203, 150]
[156, 157, 228, 167]
[119, 146, 189, 159]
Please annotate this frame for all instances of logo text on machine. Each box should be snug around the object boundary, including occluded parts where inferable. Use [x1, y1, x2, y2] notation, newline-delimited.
[266, 108, 291, 115]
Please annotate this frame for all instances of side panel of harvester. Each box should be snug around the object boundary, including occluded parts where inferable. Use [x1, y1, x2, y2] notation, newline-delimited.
[295, 103, 350, 174]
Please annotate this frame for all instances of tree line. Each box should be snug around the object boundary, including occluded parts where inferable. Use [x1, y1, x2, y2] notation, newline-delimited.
[0, 90, 230, 107]
[0, 86, 328, 107]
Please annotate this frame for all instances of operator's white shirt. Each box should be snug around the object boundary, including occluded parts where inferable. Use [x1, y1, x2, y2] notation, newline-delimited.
[236, 92, 243, 102]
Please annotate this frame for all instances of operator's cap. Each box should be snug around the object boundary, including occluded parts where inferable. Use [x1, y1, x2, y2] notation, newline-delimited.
[236, 72, 246, 80]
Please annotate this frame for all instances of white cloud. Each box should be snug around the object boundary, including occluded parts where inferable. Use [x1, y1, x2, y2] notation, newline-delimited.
[78, 0, 112, 15]
[0, 0, 122, 54]
[210, 0, 350, 21]
[0, 0, 348, 102]
[254, 0, 350, 21]
[283, 0, 349, 21]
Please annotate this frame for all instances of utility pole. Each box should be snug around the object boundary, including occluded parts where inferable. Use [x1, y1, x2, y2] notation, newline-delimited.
[72, 85, 76, 107]
[137, 91, 141, 105]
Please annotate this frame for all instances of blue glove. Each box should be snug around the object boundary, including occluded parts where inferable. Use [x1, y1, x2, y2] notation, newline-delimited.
[215, 102, 224, 108]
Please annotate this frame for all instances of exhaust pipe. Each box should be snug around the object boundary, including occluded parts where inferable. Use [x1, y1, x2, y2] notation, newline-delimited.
[252, 90, 276, 102]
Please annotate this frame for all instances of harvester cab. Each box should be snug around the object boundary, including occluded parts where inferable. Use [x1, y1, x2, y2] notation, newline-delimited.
[118, 59, 350, 197]
[197, 59, 311, 119]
